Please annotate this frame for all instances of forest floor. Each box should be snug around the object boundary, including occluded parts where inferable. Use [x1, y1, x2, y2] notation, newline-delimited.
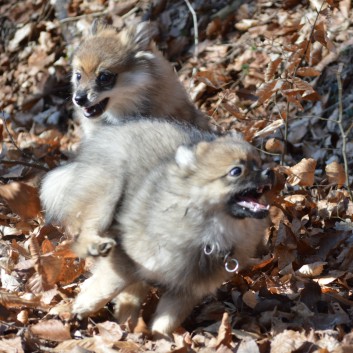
[0, 0, 353, 352]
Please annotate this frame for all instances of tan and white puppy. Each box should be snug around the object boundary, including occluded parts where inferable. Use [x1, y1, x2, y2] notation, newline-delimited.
[40, 120, 273, 336]
[71, 21, 211, 137]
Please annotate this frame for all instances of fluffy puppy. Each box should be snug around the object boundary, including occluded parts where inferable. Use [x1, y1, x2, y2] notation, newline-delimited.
[71, 21, 211, 137]
[40, 120, 273, 336]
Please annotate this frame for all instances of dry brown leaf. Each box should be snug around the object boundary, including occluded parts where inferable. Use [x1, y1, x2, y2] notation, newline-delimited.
[0, 337, 24, 353]
[42, 238, 55, 254]
[256, 80, 282, 104]
[26, 272, 50, 294]
[0, 182, 41, 220]
[221, 102, 246, 119]
[0, 290, 48, 310]
[292, 77, 315, 92]
[265, 58, 282, 82]
[29, 236, 41, 271]
[242, 290, 259, 309]
[235, 19, 260, 31]
[206, 18, 222, 37]
[265, 138, 284, 154]
[52, 241, 78, 258]
[96, 321, 125, 342]
[17, 309, 29, 324]
[286, 158, 317, 187]
[51, 337, 97, 353]
[215, 312, 232, 349]
[57, 258, 86, 285]
[301, 91, 321, 101]
[317, 199, 347, 219]
[295, 262, 327, 278]
[195, 71, 228, 89]
[48, 301, 74, 321]
[296, 67, 321, 77]
[325, 161, 346, 187]
[236, 339, 260, 353]
[254, 119, 284, 138]
[30, 319, 71, 342]
[41, 255, 64, 285]
[271, 330, 308, 353]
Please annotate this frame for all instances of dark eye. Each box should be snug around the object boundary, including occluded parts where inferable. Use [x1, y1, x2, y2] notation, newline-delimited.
[75, 72, 81, 81]
[229, 167, 242, 177]
[97, 72, 115, 85]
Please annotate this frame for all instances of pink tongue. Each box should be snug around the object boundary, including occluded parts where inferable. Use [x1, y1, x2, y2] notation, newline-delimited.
[237, 198, 269, 212]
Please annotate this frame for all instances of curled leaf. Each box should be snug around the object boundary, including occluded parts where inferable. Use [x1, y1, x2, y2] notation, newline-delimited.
[326, 161, 346, 187]
[265, 138, 285, 154]
[295, 262, 327, 278]
[286, 158, 317, 187]
[296, 67, 321, 77]
[0, 182, 41, 220]
[265, 57, 282, 82]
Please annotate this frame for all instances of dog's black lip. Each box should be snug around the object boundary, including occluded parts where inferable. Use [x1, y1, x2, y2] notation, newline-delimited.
[82, 98, 109, 118]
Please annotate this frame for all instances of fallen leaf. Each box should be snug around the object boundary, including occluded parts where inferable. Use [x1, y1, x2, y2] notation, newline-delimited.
[242, 290, 259, 309]
[254, 119, 284, 138]
[96, 321, 125, 342]
[0, 182, 41, 220]
[295, 262, 327, 278]
[286, 158, 317, 187]
[30, 319, 71, 342]
[296, 67, 321, 77]
[0, 336, 24, 353]
[265, 138, 284, 154]
[325, 161, 346, 187]
[215, 312, 232, 348]
[265, 58, 282, 82]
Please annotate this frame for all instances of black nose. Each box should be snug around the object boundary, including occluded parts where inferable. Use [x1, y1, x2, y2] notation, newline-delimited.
[74, 93, 88, 106]
[262, 168, 274, 180]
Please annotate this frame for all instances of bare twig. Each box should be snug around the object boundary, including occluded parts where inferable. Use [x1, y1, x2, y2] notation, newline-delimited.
[293, 0, 326, 77]
[336, 63, 353, 200]
[279, 0, 326, 165]
[1, 113, 32, 159]
[0, 159, 50, 172]
[1, 112, 50, 172]
[184, 0, 199, 95]
[59, 9, 108, 24]
[184, 0, 198, 60]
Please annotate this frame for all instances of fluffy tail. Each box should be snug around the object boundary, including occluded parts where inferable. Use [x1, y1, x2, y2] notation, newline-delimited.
[40, 163, 78, 226]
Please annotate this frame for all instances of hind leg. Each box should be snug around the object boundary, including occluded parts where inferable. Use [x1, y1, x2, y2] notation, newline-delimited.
[72, 249, 134, 318]
[113, 282, 150, 329]
[150, 291, 200, 338]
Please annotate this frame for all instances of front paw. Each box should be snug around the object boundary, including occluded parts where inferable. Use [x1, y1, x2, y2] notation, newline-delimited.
[88, 237, 116, 256]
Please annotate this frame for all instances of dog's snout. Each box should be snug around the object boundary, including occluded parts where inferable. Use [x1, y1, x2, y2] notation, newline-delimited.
[261, 168, 275, 182]
[74, 93, 88, 106]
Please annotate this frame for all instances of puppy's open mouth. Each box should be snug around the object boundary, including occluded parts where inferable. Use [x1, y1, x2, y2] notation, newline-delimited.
[229, 185, 271, 219]
[82, 98, 109, 118]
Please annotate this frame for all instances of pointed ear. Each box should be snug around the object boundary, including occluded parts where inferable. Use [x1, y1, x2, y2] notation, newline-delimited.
[90, 19, 110, 36]
[133, 22, 158, 51]
[175, 145, 196, 171]
[195, 141, 210, 157]
[227, 130, 244, 141]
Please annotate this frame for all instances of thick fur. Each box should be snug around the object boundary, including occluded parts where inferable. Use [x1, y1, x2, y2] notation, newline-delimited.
[71, 21, 211, 137]
[40, 120, 272, 336]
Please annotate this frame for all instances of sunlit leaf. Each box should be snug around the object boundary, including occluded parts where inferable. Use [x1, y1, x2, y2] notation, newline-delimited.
[296, 67, 321, 77]
[326, 161, 346, 187]
[286, 158, 317, 186]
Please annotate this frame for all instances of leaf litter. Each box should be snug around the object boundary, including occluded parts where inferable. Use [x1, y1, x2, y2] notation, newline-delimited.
[0, 0, 353, 352]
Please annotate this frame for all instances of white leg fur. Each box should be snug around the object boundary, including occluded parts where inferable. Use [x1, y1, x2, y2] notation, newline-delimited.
[150, 292, 200, 337]
[72, 256, 127, 317]
[113, 282, 149, 328]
